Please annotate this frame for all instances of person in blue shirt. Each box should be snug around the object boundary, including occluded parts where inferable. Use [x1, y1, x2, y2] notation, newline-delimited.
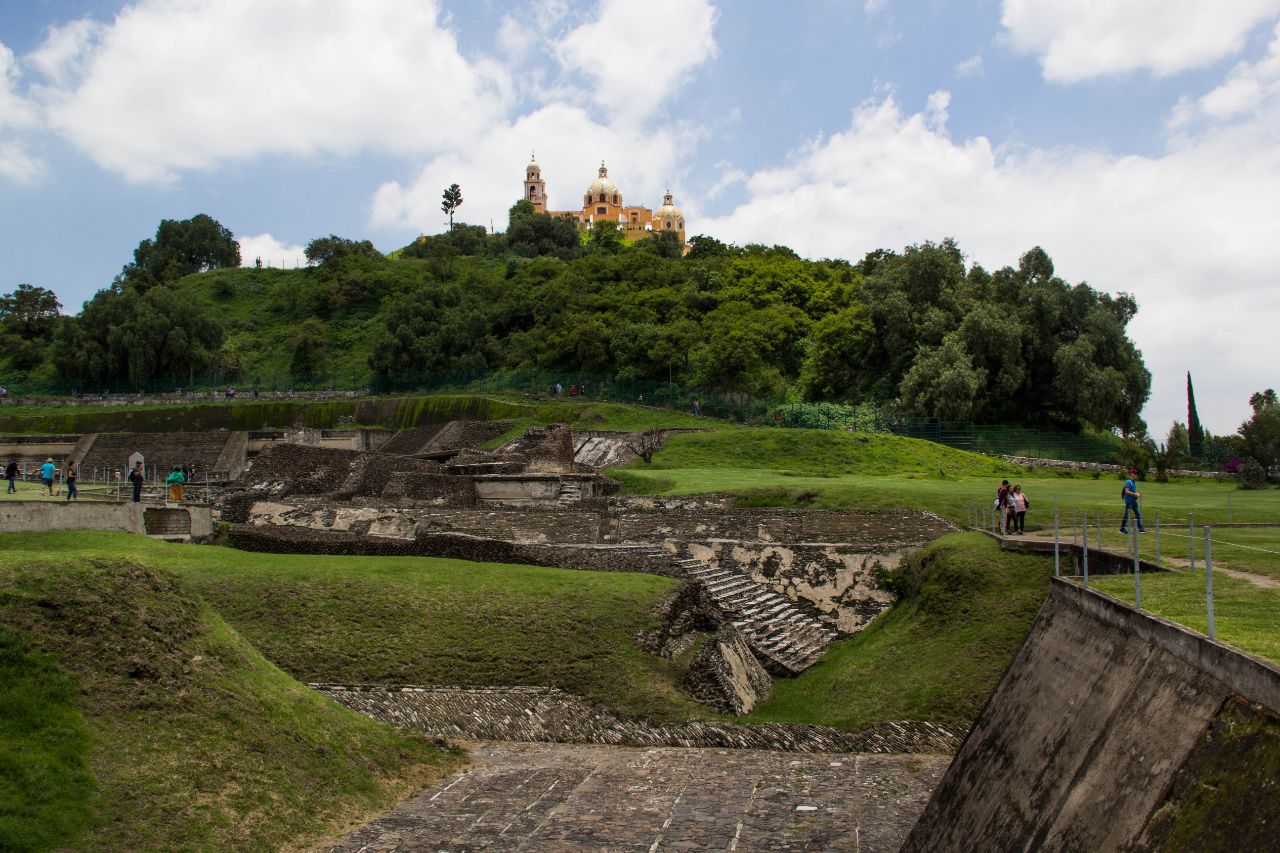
[39, 457, 56, 496]
[1120, 467, 1146, 534]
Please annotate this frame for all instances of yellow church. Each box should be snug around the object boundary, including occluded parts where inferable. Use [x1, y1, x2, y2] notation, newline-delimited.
[523, 157, 686, 244]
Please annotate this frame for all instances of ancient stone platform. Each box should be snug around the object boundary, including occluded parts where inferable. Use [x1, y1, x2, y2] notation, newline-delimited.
[325, 741, 949, 852]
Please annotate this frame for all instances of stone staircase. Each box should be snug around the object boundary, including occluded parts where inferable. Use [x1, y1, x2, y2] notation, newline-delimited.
[675, 556, 837, 675]
[556, 481, 584, 505]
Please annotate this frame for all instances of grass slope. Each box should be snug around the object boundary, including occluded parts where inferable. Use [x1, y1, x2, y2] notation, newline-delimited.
[747, 534, 1052, 729]
[643, 429, 1016, 478]
[1, 531, 706, 724]
[0, 629, 93, 852]
[0, 555, 463, 852]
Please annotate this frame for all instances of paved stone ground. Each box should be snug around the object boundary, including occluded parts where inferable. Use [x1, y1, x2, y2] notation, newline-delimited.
[324, 741, 948, 852]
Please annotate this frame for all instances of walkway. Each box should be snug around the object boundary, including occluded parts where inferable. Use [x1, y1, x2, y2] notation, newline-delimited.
[325, 741, 948, 852]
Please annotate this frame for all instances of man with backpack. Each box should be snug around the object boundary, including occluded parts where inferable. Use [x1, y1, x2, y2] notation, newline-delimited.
[996, 479, 1011, 534]
[1120, 467, 1146, 534]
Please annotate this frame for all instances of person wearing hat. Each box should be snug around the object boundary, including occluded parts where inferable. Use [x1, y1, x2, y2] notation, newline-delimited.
[1120, 467, 1146, 534]
[40, 457, 56, 496]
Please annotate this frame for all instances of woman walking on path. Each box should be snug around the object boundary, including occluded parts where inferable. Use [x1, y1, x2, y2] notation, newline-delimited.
[4, 459, 17, 494]
[65, 460, 78, 501]
[1010, 484, 1029, 534]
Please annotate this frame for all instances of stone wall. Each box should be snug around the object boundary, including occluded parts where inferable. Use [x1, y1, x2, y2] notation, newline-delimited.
[612, 506, 952, 547]
[903, 577, 1280, 851]
[227, 522, 676, 575]
[310, 683, 965, 754]
[0, 500, 212, 540]
[685, 541, 900, 633]
[684, 624, 773, 715]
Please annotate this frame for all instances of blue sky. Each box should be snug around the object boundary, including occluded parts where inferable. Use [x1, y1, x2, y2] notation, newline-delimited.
[3, 0, 1280, 436]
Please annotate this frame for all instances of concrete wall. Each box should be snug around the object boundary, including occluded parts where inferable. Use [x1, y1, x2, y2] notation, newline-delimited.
[0, 500, 213, 540]
[903, 578, 1280, 851]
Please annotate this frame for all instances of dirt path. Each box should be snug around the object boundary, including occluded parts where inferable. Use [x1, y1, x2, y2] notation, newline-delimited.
[322, 741, 948, 852]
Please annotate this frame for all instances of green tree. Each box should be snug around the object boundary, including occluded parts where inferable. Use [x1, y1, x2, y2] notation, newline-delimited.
[1239, 389, 1280, 475]
[640, 230, 685, 259]
[0, 284, 61, 338]
[54, 285, 224, 384]
[587, 220, 625, 254]
[797, 305, 875, 400]
[289, 318, 329, 380]
[899, 336, 986, 421]
[506, 202, 582, 260]
[441, 183, 463, 231]
[1187, 372, 1205, 458]
[119, 214, 240, 290]
[305, 235, 380, 265]
[1165, 420, 1190, 465]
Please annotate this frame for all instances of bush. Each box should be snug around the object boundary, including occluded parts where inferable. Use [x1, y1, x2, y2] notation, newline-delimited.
[1237, 459, 1268, 490]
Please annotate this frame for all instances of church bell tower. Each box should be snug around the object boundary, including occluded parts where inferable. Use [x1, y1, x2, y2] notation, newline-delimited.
[524, 154, 546, 212]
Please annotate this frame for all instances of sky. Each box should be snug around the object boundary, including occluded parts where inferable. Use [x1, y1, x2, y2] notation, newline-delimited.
[2, 0, 1279, 437]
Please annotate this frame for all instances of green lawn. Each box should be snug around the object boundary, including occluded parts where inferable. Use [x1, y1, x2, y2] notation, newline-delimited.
[0, 531, 706, 725]
[0, 553, 463, 852]
[1089, 569, 1280, 663]
[747, 534, 1053, 728]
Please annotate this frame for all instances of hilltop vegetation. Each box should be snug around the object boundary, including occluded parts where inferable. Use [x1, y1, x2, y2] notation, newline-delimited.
[0, 551, 463, 852]
[3, 209, 1151, 433]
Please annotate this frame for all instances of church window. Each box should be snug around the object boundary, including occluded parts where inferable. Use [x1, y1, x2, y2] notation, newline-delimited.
[612, 194, 618, 204]
[598, 194, 606, 203]
[597, 206, 607, 215]
[665, 221, 672, 229]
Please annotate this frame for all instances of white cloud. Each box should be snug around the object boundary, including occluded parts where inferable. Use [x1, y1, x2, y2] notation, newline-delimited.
[34, 0, 510, 184]
[27, 18, 103, 88]
[864, 0, 889, 14]
[955, 54, 984, 77]
[370, 102, 695, 234]
[700, 91, 1280, 433]
[0, 42, 42, 183]
[238, 233, 307, 268]
[555, 0, 717, 120]
[1001, 0, 1280, 82]
[1179, 22, 1280, 123]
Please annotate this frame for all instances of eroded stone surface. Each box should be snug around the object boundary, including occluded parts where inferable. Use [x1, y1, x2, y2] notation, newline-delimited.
[325, 741, 949, 852]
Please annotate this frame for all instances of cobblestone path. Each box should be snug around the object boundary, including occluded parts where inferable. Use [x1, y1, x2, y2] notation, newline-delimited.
[325, 741, 948, 852]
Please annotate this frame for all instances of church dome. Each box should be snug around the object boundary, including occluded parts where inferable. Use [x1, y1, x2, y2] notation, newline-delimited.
[526, 156, 540, 176]
[586, 161, 620, 198]
[654, 190, 683, 223]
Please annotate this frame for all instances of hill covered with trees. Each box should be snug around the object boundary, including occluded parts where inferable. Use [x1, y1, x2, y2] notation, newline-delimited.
[2, 205, 1151, 433]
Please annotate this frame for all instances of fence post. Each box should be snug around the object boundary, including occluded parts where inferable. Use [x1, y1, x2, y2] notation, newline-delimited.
[1189, 515, 1196, 573]
[1132, 525, 1141, 610]
[1082, 511, 1089, 585]
[1154, 510, 1160, 566]
[1054, 511, 1060, 577]
[1096, 511, 1102, 551]
[1228, 492, 1233, 524]
[1205, 526, 1215, 640]
[1072, 510, 1078, 547]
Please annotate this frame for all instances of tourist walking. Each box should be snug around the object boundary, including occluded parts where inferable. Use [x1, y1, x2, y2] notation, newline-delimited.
[129, 461, 145, 502]
[40, 457, 56, 496]
[1010, 485, 1029, 534]
[65, 460, 78, 501]
[5, 458, 17, 494]
[166, 466, 186, 502]
[995, 479, 1011, 534]
[1120, 467, 1146, 533]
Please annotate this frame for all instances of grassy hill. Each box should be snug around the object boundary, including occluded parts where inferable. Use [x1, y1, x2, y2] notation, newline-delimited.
[0, 552, 463, 852]
[748, 534, 1053, 728]
[2, 532, 707, 725]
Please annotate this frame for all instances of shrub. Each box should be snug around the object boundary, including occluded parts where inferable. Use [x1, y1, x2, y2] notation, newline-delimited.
[1237, 459, 1268, 490]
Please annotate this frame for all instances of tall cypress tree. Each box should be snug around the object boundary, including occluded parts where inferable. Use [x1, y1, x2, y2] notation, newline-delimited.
[1187, 372, 1205, 458]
